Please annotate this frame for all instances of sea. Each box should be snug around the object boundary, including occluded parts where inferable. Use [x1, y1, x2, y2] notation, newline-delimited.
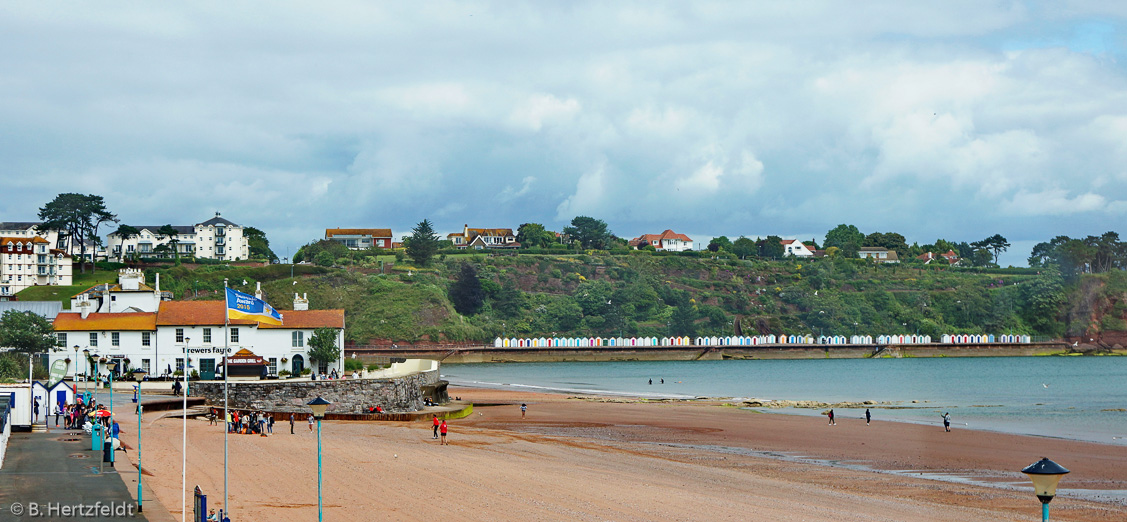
[443, 356, 1127, 446]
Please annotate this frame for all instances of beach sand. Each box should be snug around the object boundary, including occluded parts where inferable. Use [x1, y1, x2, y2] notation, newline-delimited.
[112, 386, 1127, 521]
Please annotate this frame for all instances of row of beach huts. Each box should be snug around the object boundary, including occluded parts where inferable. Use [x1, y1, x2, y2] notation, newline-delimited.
[492, 334, 1032, 348]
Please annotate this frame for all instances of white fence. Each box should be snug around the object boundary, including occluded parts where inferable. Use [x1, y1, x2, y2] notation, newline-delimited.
[492, 333, 1030, 348]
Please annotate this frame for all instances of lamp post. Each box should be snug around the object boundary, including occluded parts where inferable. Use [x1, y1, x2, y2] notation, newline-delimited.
[1022, 458, 1069, 521]
[134, 370, 145, 513]
[72, 345, 79, 383]
[307, 397, 331, 522]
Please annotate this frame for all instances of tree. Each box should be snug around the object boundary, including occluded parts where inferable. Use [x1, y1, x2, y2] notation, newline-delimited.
[667, 294, 698, 337]
[112, 224, 140, 263]
[823, 224, 864, 258]
[973, 234, 1010, 265]
[38, 193, 118, 273]
[863, 232, 909, 259]
[245, 227, 278, 262]
[708, 236, 732, 252]
[314, 251, 335, 267]
[306, 327, 341, 366]
[157, 224, 181, 260]
[562, 216, 612, 250]
[731, 236, 756, 259]
[0, 310, 56, 354]
[756, 236, 785, 259]
[493, 281, 525, 318]
[516, 223, 555, 249]
[405, 219, 440, 266]
[449, 263, 485, 315]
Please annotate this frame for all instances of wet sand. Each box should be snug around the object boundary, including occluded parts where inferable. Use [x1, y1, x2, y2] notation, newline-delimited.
[113, 386, 1127, 521]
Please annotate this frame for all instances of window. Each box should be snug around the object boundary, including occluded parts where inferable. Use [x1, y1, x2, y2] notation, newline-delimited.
[111, 332, 120, 347]
[268, 357, 277, 375]
[176, 358, 184, 371]
[292, 331, 304, 347]
[203, 328, 211, 344]
[230, 328, 239, 343]
[176, 328, 184, 343]
[89, 332, 98, 347]
[142, 332, 151, 346]
[141, 359, 150, 373]
[56, 332, 66, 347]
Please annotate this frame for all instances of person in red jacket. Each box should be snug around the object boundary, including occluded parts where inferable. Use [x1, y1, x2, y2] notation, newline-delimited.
[432, 414, 440, 439]
[440, 420, 448, 445]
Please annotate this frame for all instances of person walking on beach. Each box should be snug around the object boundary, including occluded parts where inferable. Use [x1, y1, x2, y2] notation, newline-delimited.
[432, 414, 440, 439]
[308, 414, 314, 432]
[827, 409, 835, 425]
[521, 403, 527, 419]
[440, 419, 448, 445]
[942, 412, 951, 432]
[865, 408, 871, 426]
[289, 413, 295, 434]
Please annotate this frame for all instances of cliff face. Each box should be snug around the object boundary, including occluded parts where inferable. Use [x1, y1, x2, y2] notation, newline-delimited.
[1063, 271, 1127, 346]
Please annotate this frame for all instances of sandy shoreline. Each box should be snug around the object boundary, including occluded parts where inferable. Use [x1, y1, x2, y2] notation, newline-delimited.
[111, 386, 1127, 521]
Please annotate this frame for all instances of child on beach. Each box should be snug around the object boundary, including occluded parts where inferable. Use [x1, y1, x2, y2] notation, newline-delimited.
[521, 403, 527, 418]
[942, 412, 951, 432]
[308, 414, 315, 432]
[440, 420, 448, 445]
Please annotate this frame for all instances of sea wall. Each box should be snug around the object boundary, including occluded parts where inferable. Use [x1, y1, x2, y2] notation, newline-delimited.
[350, 342, 1079, 363]
[190, 367, 439, 414]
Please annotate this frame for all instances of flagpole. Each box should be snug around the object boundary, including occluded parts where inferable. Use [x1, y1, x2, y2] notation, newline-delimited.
[223, 279, 230, 519]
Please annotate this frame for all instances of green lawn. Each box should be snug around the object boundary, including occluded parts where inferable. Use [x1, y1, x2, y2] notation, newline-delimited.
[15, 270, 117, 307]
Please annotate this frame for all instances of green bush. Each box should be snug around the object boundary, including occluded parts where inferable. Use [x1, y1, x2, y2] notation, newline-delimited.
[344, 359, 365, 371]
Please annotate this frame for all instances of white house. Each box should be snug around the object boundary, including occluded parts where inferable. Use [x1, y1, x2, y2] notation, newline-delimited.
[780, 239, 815, 258]
[629, 230, 693, 251]
[107, 212, 250, 262]
[69, 269, 164, 314]
[50, 292, 345, 381]
[0, 221, 103, 262]
[325, 228, 394, 250]
[447, 225, 520, 250]
[0, 236, 73, 298]
[858, 247, 900, 263]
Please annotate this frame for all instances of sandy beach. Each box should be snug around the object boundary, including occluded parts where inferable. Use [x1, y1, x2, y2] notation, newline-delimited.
[112, 386, 1127, 521]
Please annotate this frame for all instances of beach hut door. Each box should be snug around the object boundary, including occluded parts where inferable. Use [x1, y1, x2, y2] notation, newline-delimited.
[57, 390, 67, 409]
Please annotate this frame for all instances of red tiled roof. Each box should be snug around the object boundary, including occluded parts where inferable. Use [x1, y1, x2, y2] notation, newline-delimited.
[257, 309, 344, 329]
[1, 236, 49, 247]
[780, 239, 796, 245]
[53, 312, 156, 331]
[632, 230, 692, 243]
[156, 301, 256, 326]
[325, 228, 393, 238]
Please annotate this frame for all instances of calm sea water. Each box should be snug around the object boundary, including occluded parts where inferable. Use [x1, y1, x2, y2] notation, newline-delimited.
[443, 357, 1127, 445]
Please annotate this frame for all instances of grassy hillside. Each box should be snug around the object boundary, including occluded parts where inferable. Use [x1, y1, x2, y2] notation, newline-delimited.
[15, 270, 119, 305]
[127, 252, 1123, 346]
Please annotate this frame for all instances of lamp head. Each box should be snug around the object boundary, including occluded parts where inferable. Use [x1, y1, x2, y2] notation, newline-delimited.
[82, 348, 90, 358]
[307, 397, 331, 419]
[1022, 457, 1069, 503]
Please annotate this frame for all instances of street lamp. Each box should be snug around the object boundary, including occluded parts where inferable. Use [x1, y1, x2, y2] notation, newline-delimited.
[72, 345, 79, 382]
[1022, 457, 1069, 521]
[307, 397, 332, 522]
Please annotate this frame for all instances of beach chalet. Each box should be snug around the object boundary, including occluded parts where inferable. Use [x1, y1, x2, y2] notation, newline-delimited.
[629, 230, 693, 251]
[47, 271, 345, 381]
[448, 225, 520, 250]
[780, 239, 815, 258]
[858, 247, 900, 263]
[325, 228, 393, 250]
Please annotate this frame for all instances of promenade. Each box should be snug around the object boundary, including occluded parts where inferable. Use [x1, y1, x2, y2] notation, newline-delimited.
[0, 428, 174, 522]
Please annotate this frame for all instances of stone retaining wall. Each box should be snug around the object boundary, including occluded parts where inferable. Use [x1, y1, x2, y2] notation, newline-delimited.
[190, 368, 438, 414]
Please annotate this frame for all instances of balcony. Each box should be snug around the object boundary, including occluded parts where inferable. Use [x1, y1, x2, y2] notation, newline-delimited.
[215, 237, 225, 246]
[215, 227, 226, 237]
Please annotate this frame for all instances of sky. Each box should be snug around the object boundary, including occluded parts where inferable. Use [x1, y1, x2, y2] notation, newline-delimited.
[2, 2, 1126, 266]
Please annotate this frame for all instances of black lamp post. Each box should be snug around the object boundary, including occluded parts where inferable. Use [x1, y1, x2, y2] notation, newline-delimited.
[1022, 457, 1069, 521]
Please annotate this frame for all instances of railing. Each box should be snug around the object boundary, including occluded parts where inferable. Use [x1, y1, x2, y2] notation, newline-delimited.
[490, 333, 1037, 348]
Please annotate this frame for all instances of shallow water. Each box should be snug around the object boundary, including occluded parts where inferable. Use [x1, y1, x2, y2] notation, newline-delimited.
[443, 357, 1127, 445]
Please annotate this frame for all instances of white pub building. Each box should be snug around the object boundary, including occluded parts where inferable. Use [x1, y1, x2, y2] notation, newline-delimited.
[49, 269, 344, 380]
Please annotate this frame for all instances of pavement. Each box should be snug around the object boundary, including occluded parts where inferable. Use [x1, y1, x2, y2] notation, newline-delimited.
[0, 425, 174, 522]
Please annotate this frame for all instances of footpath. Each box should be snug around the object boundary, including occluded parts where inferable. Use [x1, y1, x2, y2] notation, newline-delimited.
[0, 426, 174, 522]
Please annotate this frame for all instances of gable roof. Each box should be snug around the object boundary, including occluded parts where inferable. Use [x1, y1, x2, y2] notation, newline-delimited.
[632, 230, 692, 243]
[0, 222, 42, 231]
[326, 228, 393, 238]
[53, 312, 157, 331]
[780, 239, 796, 245]
[1, 236, 49, 247]
[119, 225, 196, 236]
[198, 215, 239, 227]
[464, 227, 515, 238]
[257, 309, 344, 329]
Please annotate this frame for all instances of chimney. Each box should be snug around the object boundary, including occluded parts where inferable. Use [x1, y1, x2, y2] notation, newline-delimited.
[78, 295, 92, 319]
[294, 292, 309, 311]
[255, 281, 264, 300]
[155, 272, 160, 293]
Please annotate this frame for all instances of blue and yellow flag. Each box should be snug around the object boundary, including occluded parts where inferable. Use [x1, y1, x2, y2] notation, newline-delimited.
[225, 287, 283, 325]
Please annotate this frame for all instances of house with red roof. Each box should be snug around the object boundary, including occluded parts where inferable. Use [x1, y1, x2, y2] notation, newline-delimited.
[629, 230, 693, 252]
[1, 236, 72, 298]
[325, 228, 393, 250]
[917, 250, 960, 265]
[780, 239, 815, 258]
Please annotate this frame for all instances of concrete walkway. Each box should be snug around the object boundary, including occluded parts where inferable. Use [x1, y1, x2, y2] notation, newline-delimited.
[0, 429, 174, 521]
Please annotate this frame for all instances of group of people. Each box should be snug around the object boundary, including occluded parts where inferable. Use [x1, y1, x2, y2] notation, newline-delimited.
[431, 414, 449, 444]
[824, 408, 955, 431]
[209, 408, 274, 436]
[310, 369, 342, 381]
